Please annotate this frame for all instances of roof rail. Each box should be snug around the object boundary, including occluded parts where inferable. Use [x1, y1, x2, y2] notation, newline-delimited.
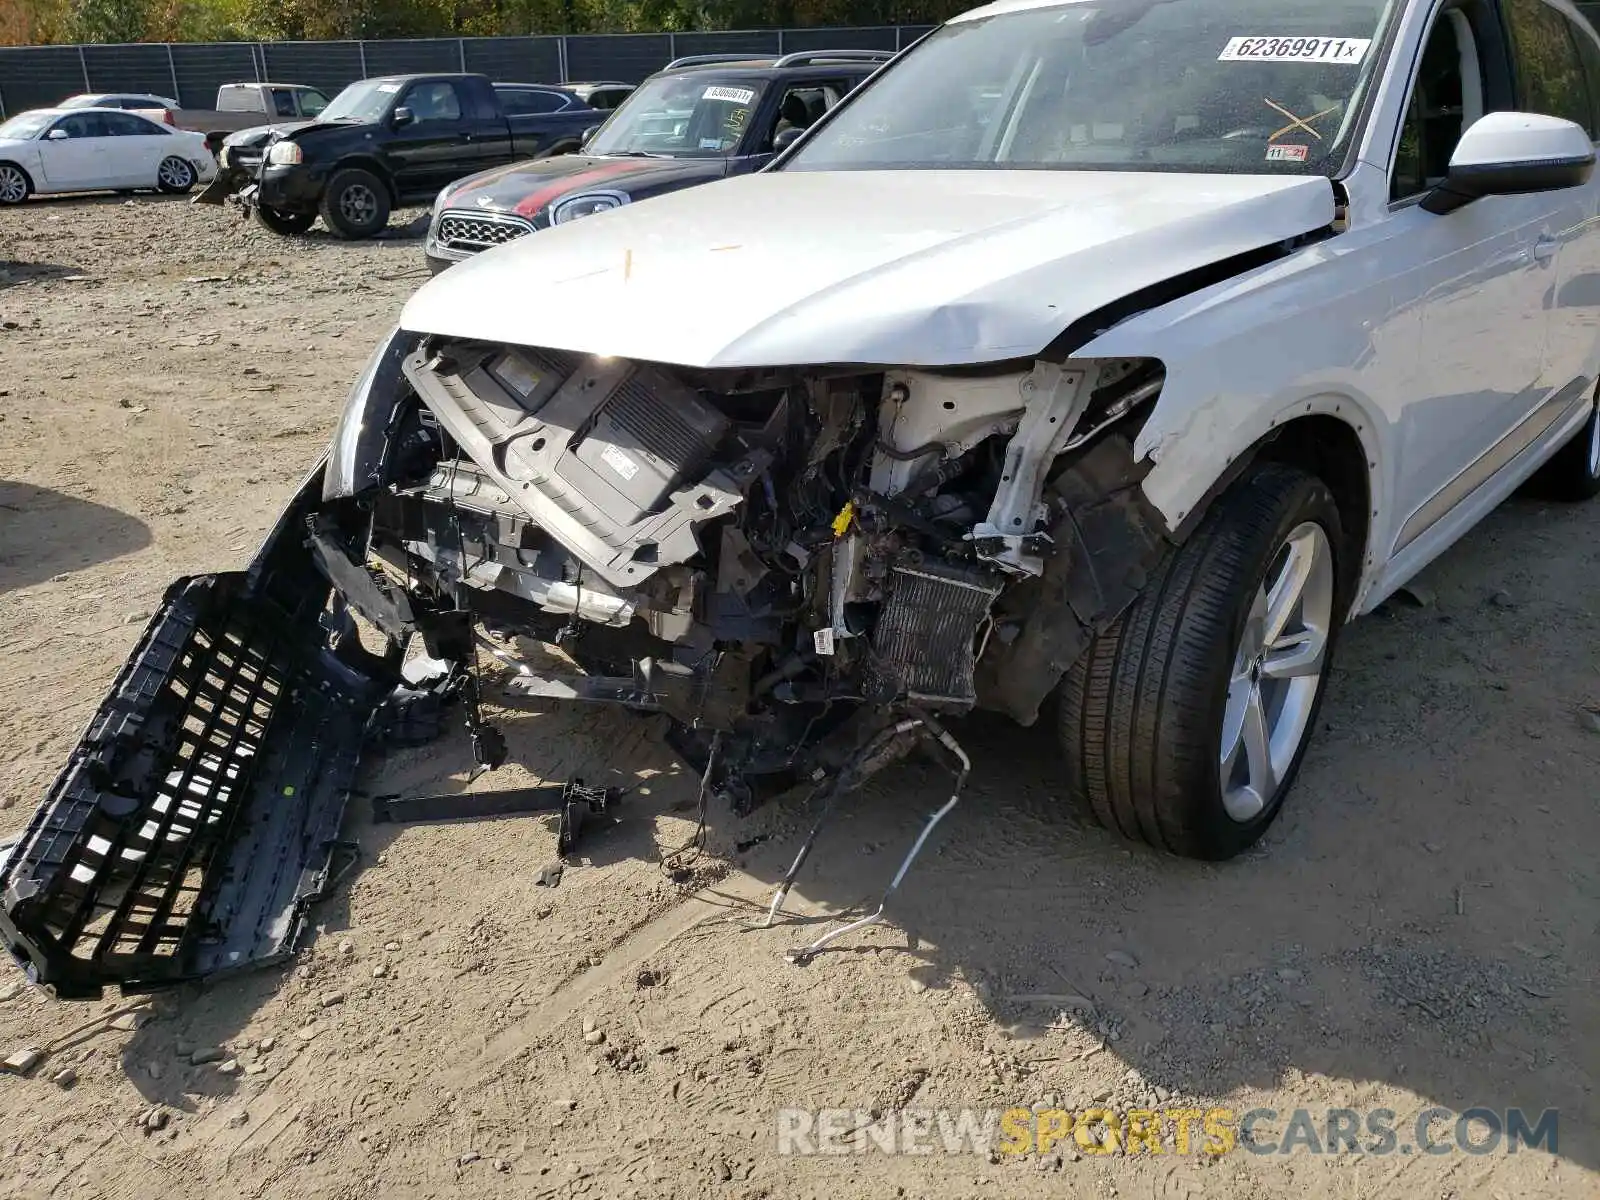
[663, 53, 763, 70]
[770, 49, 896, 68]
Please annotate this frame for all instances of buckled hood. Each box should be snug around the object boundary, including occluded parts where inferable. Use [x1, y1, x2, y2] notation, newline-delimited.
[401, 168, 1336, 369]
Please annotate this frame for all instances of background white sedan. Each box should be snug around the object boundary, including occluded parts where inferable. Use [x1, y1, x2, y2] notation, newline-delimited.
[0, 107, 215, 204]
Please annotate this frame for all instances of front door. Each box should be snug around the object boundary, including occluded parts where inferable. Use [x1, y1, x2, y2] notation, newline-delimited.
[37, 113, 110, 189]
[1506, 0, 1600, 400]
[388, 80, 477, 196]
[1381, 1, 1569, 554]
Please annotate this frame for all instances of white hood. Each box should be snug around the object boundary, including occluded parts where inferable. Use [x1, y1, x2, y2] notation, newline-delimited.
[400, 169, 1335, 369]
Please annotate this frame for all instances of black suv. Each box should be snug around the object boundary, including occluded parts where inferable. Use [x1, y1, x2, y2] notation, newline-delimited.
[196, 74, 600, 238]
[423, 50, 892, 271]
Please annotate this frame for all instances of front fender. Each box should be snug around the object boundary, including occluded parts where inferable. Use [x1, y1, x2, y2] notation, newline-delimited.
[1076, 237, 1397, 543]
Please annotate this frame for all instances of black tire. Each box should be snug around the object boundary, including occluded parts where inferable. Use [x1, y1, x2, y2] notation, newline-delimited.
[0, 161, 32, 205]
[156, 156, 197, 194]
[319, 167, 390, 239]
[1530, 396, 1600, 502]
[1059, 463, 1346, 861]
[254, 204, 317, 236]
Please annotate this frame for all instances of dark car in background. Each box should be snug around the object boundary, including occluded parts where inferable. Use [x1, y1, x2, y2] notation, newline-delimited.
[561, 81, 636, 111]
[196, 73, 600, 238]
[423, 51, 890, 271]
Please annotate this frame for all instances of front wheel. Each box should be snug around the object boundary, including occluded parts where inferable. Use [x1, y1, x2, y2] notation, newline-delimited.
[319, 168, 390, 239]
[157, 156, 197, 194]
[1059, 464, 1345, 860]
[0, 162, 33, 205]
[254, 204, 317, 236]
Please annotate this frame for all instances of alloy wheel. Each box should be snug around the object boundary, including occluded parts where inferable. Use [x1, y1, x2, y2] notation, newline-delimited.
[0, 165, 27, 204]
[339, 184, 378, 226]
[1218, 521, 1335, 822]
[1588, 403, 1600, 478]
[159, 157, 193, 189]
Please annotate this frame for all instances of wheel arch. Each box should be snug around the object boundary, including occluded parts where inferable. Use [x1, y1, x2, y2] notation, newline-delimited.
[1142, 391, 1385, 610]
[971, 402, 1378, 725]
[1252, 414, 1373, 605]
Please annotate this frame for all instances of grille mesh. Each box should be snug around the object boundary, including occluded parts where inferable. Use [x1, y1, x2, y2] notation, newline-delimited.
[437, 211, 534, 254]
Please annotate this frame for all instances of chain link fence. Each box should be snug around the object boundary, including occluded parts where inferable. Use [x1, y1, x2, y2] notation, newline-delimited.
[0, 27, 935, 117]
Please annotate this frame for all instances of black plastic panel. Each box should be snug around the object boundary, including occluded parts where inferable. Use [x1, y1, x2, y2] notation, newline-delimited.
[0, 470, 392, 999]
[0, 46, 87, 116]
[170, 43, 261, 109]
[671, 31, 781, 60]
[463, 37, 562, 85]
[259, 41, 364, 95]
[363, 38, 462, 78]
[778, 25, 900, 53]
[81, 43, 176, 101]
[565, 34, 672, 84]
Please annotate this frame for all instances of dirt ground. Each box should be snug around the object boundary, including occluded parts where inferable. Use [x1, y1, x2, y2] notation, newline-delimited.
[1, 195, 1596, 1200]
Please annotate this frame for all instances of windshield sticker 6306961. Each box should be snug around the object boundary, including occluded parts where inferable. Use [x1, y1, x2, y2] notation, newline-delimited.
[1219, 36, 1371, 64]
[703, 85, 756, 105]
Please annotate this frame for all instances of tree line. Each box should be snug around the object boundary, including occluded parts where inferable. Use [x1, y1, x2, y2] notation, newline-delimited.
[2, 0, 970, 45]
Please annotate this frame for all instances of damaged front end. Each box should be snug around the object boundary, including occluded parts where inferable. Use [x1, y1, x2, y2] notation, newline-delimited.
[357, 336, 1172, 793]
[1, 330, 1174, 995]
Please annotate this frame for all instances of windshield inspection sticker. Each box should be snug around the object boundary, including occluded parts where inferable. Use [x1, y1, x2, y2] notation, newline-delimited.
[703, 85, 756, 105]
[1219, 36, 1371, 64]
[1266, 143, 1309, 161]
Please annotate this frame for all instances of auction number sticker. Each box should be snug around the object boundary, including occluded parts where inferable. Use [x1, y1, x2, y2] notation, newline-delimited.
[703, 85, 756, 104]
[1219, 36, 1371, 64]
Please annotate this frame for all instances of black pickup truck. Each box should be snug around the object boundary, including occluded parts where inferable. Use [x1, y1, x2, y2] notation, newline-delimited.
[195, 74, 601, 238]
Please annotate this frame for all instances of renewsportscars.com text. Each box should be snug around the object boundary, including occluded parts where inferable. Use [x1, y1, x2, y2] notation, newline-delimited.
[776, 1105, 1558, 1157]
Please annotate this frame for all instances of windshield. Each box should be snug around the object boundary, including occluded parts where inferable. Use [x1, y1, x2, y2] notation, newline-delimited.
[318, 79, 401, 123]
[0, 112, 54, 139]
[586, 73, 766, 156]
[786, 0, 1400, 176]
[58, 95, 99, 109]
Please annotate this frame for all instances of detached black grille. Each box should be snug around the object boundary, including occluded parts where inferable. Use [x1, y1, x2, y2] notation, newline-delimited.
[437, 210, 535, 254]
[0, 477, 392, 997]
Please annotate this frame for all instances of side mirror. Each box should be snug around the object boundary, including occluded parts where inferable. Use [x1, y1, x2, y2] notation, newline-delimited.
[392, 106, 414, 129]
[47, 128, 68, 140]
[580, 123, 600, 149]
[1422, 112, 1595, 215]
[772, 126, 805, 153]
